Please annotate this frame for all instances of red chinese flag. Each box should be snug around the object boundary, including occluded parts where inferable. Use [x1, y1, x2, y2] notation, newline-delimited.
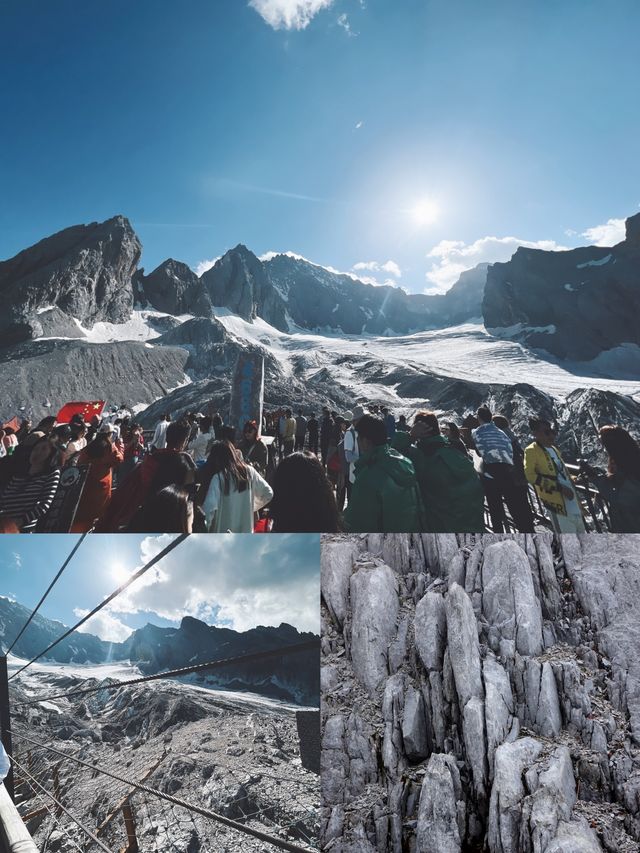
[56, 401, 106, 423]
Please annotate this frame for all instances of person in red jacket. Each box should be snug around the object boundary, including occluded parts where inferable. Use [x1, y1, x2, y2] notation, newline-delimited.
[96, 420, 191, 531]
[71, 426, 124, 532]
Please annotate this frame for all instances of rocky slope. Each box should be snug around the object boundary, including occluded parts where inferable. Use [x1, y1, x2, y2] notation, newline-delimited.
[0, 216, 140, 345]
[321, 533, 640, 852]
[483, 213, 640, 360]
[9, 662, 319, 852]
[0, 338, 190, 416]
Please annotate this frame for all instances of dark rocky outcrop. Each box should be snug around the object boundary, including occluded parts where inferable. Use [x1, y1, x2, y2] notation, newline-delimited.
[0, 215, 140, 345]
[136, 259, 213, 316]
[262, 254, 486, 335]
[201, 245, 289, 330]
[0, 596, 115, 663]
[483, 213, 640, 360]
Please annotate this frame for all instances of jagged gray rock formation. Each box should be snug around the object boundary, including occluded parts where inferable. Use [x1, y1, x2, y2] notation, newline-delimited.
[0, 215, 140, 344]
[483, 213, 640, 360]
[321, 533, 640, 852]
[201, 245, 289, 329]
[262, 254, 487, 335]
[136, 259, 213, 316]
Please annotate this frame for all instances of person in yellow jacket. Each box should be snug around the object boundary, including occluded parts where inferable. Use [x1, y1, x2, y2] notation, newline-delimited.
[524, 417, 586, 533]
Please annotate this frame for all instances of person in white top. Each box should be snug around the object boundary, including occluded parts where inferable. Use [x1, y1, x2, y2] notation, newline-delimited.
[343, 405, 366, 486]
[151, 414, 171, 450]
[200, 440, 273, 532]
[188, 416, 213, 463]
[62, 422, 88, 465]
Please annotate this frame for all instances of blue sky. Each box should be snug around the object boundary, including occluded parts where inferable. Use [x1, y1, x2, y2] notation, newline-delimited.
[0, 534, 320, 641]
[1, 0, 639, 293]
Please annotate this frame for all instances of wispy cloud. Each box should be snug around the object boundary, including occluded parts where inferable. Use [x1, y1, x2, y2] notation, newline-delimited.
[337, 12, 356, 36]
[425, 235, 570, 293]
[108, 534, 320, 634]
[581, 217, 625, 246]
[73, 607, 133, 643]
[355, 120, 364, 130]
[211, 177, 332, 204]
[353, 259, 402, 278]
[194, 256, 221, 276]
[249, 0, 334, 30]
[12, 552, 22, 570]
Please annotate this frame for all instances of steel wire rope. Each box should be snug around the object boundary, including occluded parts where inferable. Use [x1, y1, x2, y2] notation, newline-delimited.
[9, 533, 188, 680]
[10, 754, 113, 853]
[11, 639, 320, 706]
[6, 727, 316, 853]
[5, 533, 89, 656]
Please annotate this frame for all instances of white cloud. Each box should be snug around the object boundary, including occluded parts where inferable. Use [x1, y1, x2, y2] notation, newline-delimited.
[425, 235, 570, 293]
[355, 120, 363, 129]
[12, 552, 22, 569]
[108, 535, 320, 635]
[353, 260, 402, 278]
[249, 0, 334, 30]
[337, 12, 355, 36]
[194, 257, 220, 276]
[581, 217, 626, 247]
[73, 608, 134, 643]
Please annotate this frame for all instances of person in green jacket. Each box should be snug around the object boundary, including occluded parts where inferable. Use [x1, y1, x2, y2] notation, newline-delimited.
[343, 415, 424, 532]
[392, 411, 485, 533]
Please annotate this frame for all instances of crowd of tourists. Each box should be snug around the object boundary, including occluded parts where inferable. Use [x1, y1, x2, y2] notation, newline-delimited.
[0, 402, 638, 534]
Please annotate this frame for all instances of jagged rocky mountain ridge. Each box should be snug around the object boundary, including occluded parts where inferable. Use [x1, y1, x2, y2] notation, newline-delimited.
[321, 533, 640, 853]
[484, 213, 640, 360]
[1, 214, 639, 465]
[0, 597, 318, 705]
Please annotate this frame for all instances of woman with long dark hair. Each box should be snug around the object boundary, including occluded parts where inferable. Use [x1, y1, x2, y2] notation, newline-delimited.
[0, 437, 61, 532]
[127, 485, 194, 533]
[583, 425, 640, 532]
[199, 441, 273, 532]
[269, 452, 341, 532]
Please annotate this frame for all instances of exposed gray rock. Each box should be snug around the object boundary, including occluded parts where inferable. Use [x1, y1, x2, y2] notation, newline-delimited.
[349, 560, 399, 694]
[414, 592, 447, 672]
[0, 215, 140, 344]
[138, 259, 212, 316]
[483, 212, 640, 360]
[480, 540, 544, 658]
[322, 533, 640, 852]
[446, 583, 484, 708]
[321, 540, 359, 629]
[416, 753, 464, 853]
[201, 245, 288, 330]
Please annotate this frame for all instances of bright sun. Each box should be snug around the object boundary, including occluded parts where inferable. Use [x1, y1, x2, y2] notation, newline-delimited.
[410, 198, 440, 227]
[111, 562, 130, 585]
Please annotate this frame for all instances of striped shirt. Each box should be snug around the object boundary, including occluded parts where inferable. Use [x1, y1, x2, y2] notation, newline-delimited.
[472, 423, 514, 466]
[0, 469, 61, 532]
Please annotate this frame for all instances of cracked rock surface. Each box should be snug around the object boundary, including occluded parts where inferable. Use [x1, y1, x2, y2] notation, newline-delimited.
[321, 533, 640, 852]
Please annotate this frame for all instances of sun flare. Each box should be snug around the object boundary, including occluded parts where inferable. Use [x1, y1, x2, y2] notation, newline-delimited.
[410, 198, 440, 226]
[110, 562, 130, 585]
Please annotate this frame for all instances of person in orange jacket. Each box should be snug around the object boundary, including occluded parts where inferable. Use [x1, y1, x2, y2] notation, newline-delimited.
[71, 425, 124, 532]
